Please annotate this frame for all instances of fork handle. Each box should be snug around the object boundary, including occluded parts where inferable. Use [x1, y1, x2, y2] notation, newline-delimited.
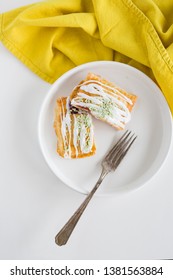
[55, 169, 108, 246]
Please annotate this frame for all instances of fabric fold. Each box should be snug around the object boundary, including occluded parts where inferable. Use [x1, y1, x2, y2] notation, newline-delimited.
[0, 0, 173, 113]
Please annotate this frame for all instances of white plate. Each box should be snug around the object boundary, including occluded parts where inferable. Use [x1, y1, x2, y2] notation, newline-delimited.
[38, 61, 172, 196]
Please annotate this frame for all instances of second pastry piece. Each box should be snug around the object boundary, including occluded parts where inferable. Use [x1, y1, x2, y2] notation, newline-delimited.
[70, 73, 137, 130]
[54, 97, 96, 159]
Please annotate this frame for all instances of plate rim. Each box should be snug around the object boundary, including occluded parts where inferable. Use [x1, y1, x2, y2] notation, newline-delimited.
[38, 61, 173, 196]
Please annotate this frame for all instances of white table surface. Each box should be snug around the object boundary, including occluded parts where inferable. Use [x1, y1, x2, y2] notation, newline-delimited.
[0, 0, 173, 260]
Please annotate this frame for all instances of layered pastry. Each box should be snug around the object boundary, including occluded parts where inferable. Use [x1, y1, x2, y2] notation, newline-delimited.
[54, 97, 96, 158]
[70, 73, 137, 130]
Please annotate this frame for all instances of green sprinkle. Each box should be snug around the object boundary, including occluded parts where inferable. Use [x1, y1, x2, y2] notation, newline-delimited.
[76, 114, 92, 130]
[89, 97, 114, 119]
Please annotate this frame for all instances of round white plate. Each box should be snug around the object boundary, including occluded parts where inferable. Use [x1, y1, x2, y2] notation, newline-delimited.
[38, 61, 172, 195]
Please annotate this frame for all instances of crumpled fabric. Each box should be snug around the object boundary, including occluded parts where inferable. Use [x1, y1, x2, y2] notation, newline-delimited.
[0, 0, 173, 112]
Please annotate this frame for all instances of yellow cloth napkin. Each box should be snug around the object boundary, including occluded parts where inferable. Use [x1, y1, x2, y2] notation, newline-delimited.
[1, 0, 173, 113]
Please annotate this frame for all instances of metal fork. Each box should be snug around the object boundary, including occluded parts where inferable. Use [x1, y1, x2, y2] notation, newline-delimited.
[55, 130, 137, 246]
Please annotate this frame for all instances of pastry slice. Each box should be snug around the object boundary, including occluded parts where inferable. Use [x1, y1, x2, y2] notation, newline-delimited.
[54, 97, 96, 158]
[70, 73, 137, 130]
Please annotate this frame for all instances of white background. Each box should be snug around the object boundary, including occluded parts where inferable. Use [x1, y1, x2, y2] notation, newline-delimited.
[0, 0, 173, 260]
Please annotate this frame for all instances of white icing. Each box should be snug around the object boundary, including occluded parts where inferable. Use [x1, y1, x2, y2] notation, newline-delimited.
[80, 124, 86, 153]
[76, 92, 102, 105]
[71, 79, 133, 128]
[87, 125, 94, 153]
[71, 100, 99, 110]
[60, 98, 94, 158]
[76, 79, 133, 104]
[60, 97, 71, 158]
[73, 115, 79, 157]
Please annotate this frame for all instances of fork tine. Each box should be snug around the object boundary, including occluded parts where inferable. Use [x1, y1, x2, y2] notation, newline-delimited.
[114, 132, 135, 158]
[105, 130, 131, 161]
[111, 133, 137, 169]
